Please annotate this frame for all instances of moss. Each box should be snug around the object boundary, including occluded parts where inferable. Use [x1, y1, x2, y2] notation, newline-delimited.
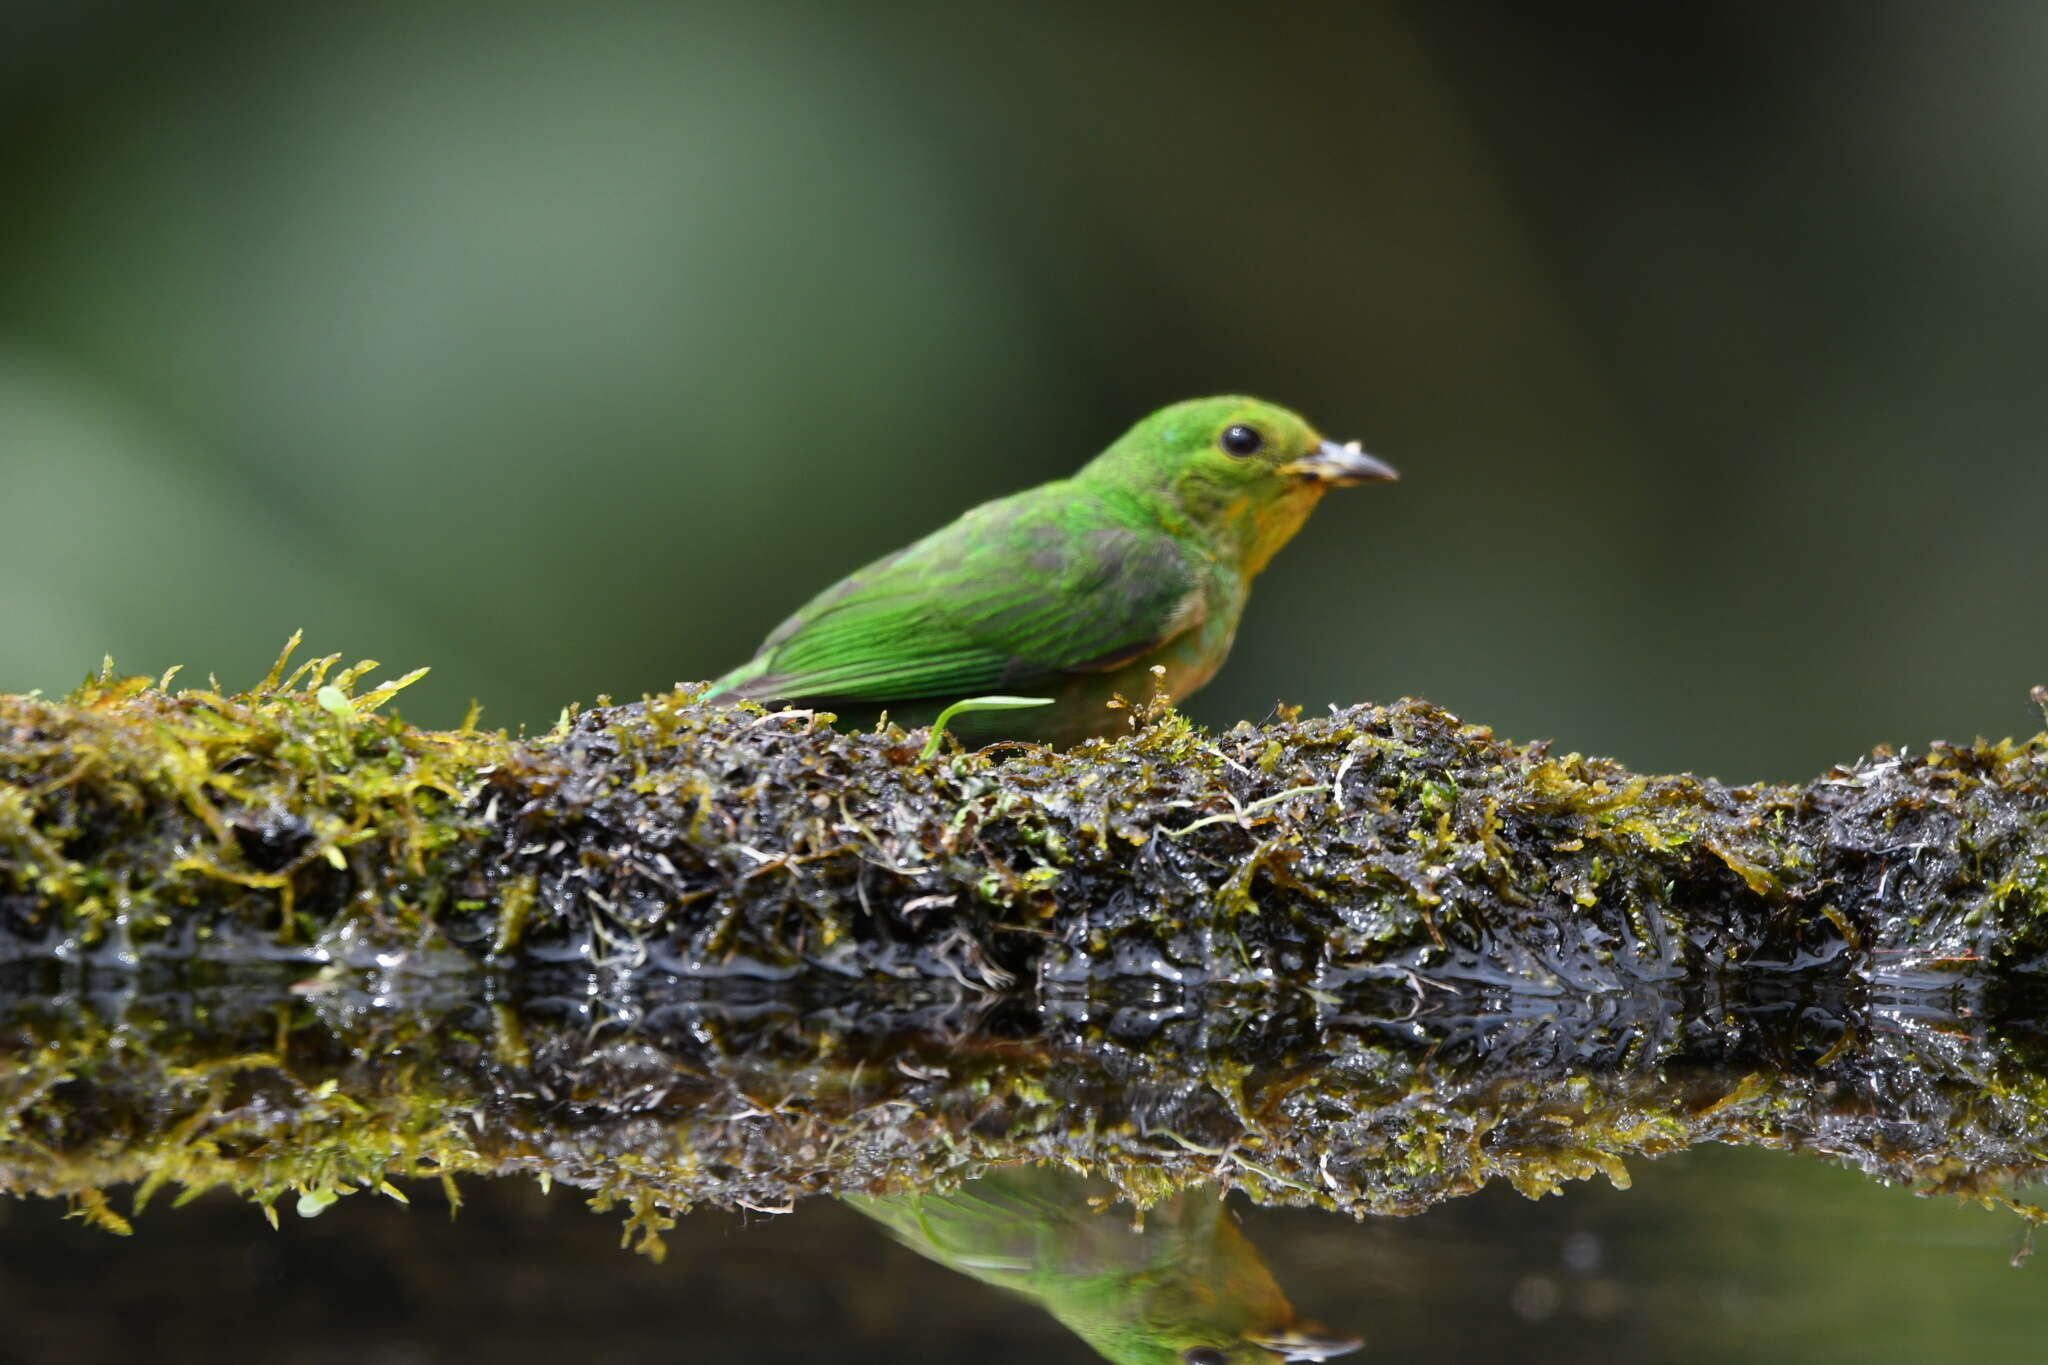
[1, 639, 497, 960]
[6, 646, 2048, 1246]
[8, 972, 2048, 1257]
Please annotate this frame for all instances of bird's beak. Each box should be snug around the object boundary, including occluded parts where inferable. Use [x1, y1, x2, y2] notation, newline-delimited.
[1249, 1326, 1366, 1361]
[1277, 439, 1398, 486]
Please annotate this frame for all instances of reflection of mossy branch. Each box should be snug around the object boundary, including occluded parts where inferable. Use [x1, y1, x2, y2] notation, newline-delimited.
[6, 643, 2048, 1248]
[7, 973, 2048, 1257]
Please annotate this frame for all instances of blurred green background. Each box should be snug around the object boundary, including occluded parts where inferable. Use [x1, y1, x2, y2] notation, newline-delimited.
[5, 3, 2048, 1362]
[8, 1, 2046, 783]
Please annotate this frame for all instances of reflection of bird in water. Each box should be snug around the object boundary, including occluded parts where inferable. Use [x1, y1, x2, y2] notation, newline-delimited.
[847, 1165, 1362, 1365]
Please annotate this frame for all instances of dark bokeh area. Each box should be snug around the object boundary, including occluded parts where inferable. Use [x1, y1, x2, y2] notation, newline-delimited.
[6, 3, 2048, 1362]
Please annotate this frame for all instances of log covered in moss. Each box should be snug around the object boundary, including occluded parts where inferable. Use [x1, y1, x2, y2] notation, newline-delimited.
[6, 648, 2048, 1241]
[5, 650, 2048, 988]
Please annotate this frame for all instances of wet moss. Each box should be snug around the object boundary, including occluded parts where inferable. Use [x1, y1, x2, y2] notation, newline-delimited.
[5, 974, 2048, 1257]
[6, 645, 2048, 1245]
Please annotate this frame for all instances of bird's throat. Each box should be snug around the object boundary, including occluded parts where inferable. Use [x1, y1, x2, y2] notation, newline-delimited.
[1232, 484, 1325, 578]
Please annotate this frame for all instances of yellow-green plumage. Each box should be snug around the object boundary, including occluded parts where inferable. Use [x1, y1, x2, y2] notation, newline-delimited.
[705, 396, 1395, 745]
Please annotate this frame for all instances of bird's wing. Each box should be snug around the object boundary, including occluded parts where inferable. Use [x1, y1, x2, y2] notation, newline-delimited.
[715, 493, 1202, 704]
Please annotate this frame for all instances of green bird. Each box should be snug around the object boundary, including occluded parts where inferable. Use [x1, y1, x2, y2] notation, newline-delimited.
[847, 1166, 1362, 1365]
[704, 396, 1395, 746]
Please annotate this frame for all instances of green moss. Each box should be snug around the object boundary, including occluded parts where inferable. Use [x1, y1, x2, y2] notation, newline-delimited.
[6, 645, 2048, 1246]
[10, 973, 2048, 1256]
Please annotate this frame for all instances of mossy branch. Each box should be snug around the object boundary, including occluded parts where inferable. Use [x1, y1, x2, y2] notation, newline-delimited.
[5, 647, 2048, 1244]
[6, 651, 2048, 986]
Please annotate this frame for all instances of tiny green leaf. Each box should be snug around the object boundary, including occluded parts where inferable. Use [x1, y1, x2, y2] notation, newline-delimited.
[355, 666, 432, 714]
[295, 1187, 340, 1218]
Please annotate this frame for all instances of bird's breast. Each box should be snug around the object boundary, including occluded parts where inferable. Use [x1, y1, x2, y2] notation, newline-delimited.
[1148, 573, 1246, 699]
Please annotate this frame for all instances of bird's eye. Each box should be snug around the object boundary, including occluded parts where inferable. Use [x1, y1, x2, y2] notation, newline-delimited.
[1218, 424, 1264, 457]
[1183, 1350, 1228, 1365]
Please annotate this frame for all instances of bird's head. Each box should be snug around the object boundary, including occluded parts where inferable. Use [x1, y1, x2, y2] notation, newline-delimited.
[1087, 396, 1396, 576]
